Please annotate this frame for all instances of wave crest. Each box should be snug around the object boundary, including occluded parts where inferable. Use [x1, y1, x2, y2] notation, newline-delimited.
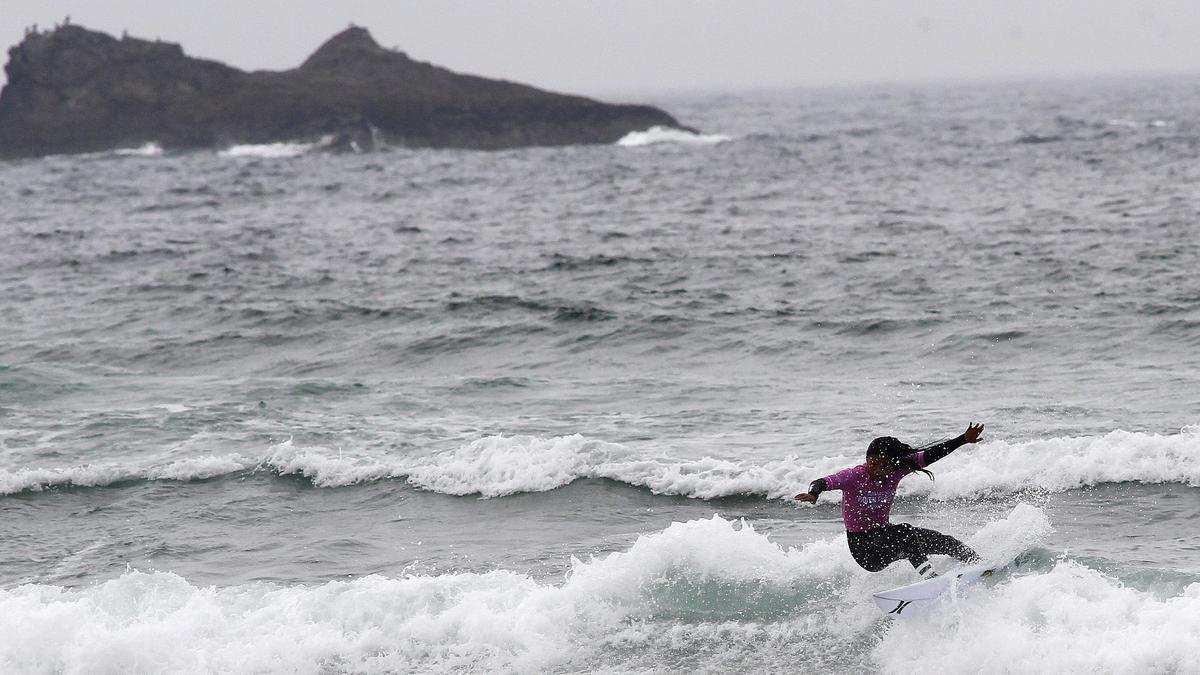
[0, 516, 864, 672]
[218, 141, 314, 158]
[617, 126, 731, 147]
[4, 428, 1198, 500]
[392, 428, 1200, 500]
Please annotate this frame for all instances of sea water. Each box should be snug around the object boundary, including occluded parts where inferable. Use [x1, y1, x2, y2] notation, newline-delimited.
[2, 77, 1199, 673]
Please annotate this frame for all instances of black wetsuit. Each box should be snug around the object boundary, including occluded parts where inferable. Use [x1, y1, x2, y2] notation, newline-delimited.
[847, 523, 978, 572]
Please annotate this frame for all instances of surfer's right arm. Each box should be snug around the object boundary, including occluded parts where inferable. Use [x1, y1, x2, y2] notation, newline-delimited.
[794, 478, 827, 503]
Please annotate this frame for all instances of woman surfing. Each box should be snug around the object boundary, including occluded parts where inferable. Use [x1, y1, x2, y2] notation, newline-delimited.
[795, 423, 984, 578]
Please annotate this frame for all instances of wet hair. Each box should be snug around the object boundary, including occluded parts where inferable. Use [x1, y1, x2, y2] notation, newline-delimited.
[866, 436, 934, 480]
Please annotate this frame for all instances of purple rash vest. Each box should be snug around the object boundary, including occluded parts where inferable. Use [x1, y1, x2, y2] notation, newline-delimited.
[820, 451, 928, 532]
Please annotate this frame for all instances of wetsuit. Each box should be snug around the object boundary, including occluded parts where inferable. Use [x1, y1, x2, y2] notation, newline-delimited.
[808, 435, 978, 573]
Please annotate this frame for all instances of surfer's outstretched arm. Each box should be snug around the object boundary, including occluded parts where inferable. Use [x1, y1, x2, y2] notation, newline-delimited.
[794, 478, 827, 503]
[922, 422, 984, 465]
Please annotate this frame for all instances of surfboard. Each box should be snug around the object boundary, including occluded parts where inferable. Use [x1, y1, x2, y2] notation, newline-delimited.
[872, 558, 1010, 617]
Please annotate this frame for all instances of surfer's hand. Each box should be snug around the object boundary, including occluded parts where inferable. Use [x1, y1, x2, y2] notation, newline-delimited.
[963, 422, 984, 443]
[794, 492, 817, 503]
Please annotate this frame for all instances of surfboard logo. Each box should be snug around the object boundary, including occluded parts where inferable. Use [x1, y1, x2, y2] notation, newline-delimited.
[872, 552, 1024, 617]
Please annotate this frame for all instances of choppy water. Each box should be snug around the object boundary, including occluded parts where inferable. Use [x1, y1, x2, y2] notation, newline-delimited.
[2, 76, 1199, 673]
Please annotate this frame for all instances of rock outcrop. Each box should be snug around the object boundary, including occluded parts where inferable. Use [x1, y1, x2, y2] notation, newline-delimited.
[0, 24, 690, 158]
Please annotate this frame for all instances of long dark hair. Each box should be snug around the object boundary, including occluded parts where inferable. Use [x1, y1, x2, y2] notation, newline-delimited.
[867, 436, 936, 480]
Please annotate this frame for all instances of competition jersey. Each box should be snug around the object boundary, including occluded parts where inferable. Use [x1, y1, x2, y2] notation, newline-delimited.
[820, 451, 928, 532]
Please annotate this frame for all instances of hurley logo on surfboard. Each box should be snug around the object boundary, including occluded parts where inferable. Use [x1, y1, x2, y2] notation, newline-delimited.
[871, 559, 1012, 617]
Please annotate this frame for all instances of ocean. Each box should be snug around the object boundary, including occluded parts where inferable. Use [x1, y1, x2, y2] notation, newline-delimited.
[2, 76, 1199, 674]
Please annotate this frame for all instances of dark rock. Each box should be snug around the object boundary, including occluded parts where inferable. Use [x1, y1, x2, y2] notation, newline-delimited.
[0, 24, 692, 158]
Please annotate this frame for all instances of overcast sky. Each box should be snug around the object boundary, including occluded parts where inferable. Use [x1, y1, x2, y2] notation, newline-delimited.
[3, 1, 1199, 97]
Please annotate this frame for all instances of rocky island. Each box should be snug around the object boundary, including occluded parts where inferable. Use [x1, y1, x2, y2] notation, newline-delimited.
[0, 24, 692, 158]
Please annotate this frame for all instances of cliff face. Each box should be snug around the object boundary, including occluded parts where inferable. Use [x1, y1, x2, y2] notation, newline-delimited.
[0, 25, 687, 158]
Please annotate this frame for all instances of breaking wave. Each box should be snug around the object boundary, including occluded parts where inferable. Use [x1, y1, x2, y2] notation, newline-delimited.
[218, 142, 314, 158]
[3, 428, 1199, 500]
[113, 142, 164, 157]
[3, 507, 1192, 674]
[617, 126, 731, 147]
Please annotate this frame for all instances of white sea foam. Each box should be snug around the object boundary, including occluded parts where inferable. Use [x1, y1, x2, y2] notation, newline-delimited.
[394, 433, 834, 499]
[1, 507, 1188, 674]
[0, 515, 860, 673]
[0, 464, 133, 494]
[902, 428, 1200, 500]
[154, 403, 190, 413]
[0, 454, 253, 494]
[218, 142, 314, 158]
[147, 455, 253, 481]
[261, 438, 396, 486]
[965, 502, 1054, 561]
[113, 142, 164, 156]
[876, 561, 1200, 674]
[402, 434, 631, 497]
[4, 428, 1197, 499]
[393, 428, 1200, 500]
[617, 125, 731, 147]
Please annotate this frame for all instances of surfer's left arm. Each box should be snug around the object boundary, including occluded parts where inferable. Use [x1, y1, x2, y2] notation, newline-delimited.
[922, 422, 984, 465]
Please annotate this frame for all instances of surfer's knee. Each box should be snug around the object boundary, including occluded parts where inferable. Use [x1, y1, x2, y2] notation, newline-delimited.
[852, 553, 888, 572]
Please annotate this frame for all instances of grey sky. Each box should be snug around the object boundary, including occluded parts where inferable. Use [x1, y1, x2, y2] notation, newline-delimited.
[3, 1, 1199, 97]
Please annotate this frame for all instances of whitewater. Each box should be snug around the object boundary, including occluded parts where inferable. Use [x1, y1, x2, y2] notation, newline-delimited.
[3, 508, 1199, 673]
[3, 77, 1200, 673]
[4, 428, 1200, 499]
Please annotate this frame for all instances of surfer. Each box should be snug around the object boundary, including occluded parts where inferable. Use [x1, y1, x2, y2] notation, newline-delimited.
[795, 423, 984, 578]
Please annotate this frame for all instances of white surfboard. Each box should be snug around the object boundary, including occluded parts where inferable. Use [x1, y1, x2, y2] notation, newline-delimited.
[872, 558, 1009, 617]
